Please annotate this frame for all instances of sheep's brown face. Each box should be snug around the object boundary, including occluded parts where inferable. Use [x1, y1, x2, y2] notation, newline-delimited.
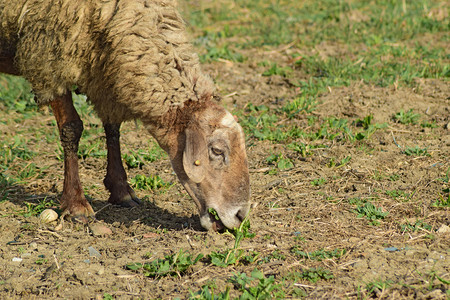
[174, 104, 250, 231]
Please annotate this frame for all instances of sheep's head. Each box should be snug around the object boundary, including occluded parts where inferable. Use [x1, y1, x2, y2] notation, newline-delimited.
[168, 102, 250, 231]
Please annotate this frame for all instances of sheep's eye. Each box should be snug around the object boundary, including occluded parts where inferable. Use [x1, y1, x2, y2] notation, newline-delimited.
[211, 147, 223, 156]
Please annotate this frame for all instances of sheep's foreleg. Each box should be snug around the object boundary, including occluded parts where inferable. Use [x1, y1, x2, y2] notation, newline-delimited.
[50, 92, 94, 221]
[103, 123, 141, 207]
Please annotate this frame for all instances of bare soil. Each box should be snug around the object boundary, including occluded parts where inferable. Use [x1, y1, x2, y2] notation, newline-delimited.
[1, 49, 449, 299]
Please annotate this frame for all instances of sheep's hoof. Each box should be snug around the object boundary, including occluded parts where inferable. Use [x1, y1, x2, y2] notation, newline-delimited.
[108, 189, 141, 207]
[61, 202, 95, 224]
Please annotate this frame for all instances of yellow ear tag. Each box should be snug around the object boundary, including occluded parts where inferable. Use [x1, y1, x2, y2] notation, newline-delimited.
[194, 160, 201, 166]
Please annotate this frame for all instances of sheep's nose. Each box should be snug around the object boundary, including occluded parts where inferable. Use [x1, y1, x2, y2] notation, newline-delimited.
[236, 207, 249, 223]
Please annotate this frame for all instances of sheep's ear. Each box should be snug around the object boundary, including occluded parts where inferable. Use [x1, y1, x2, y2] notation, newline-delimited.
[183, 125, 207, 183]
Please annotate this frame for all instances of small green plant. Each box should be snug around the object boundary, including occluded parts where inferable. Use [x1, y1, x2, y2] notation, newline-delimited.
[123, 153, 144, 169]
[266, 154, 294, 170]
[130, 174, 171, 191]
[287, 268, 334, 283]
[365, 279, 393, 297]
[393, 109, 420, 124]
[352, 201, 388, 225]
[281, 96, 317, 118]
[404, 146, 429, 156]
[103, 293, 114, 300]
[35, 257, 48, 265]
[262, 63, 292, 77]
[432, 192, 450, 208]
[288, 142, 321, 157]
[400, 219, 433, 233]
[126, 250, 203, 278]
[420, 120, 438, 128]
[229, 268, 285, 300]
[311, 178, 326, 186]
[209, 217, 255, 267]
[347, 197, 365, 206]
[257, 249, 286, 265]
[20, 197, 58, 217]
[389, 173, 400, 181]
[200, 45, 244, 63]
[189, 284, 231, 300]
[328, 156, 351, 168]
[208, 208, 220, 221]
[385, 189, 410, 201]
[290, 247, 346, 261]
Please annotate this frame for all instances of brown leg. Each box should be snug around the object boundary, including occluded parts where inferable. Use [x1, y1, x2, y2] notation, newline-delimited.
[103, 123, 140, 207]
[50, 92, 94, 220]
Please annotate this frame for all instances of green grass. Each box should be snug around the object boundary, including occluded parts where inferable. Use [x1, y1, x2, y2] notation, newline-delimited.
[185, 0, 449, 48]
[290, 247, 347, 261]
[130, 174, 172, 191]
[286, 268, 334, 283]
[393, 109, 421, 124]
[126, 250, 203, 278]
[352, 201, 389, 225]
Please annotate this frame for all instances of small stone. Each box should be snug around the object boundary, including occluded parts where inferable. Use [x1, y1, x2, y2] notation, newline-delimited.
[89, 223, 112, 236]
[29, 242, 38, 250]
[437, 224, 450, 233]
[97, 266, 105, 275]
[88, 246, 102, 259]
[12, 257, 23, 262]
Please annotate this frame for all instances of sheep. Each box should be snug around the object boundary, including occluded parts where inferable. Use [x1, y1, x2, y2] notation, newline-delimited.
[0, 0, 250, 231]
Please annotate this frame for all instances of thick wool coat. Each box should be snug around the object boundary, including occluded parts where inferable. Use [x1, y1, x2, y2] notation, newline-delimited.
[0, 0, 215, 124]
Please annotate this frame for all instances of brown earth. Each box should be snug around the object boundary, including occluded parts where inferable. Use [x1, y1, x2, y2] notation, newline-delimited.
[0, 41, 449, 300]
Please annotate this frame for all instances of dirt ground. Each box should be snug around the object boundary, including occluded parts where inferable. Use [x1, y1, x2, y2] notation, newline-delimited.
[1, 12, 449, 300]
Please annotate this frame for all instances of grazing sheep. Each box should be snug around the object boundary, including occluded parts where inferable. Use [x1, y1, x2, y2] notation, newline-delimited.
[0, 0, 250, 231]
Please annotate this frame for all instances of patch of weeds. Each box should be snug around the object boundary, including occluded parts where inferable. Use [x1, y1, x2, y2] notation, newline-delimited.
[416, 270, 450, 291]
[209, 217, 255, 267]
[229, 268, 285, 300]
[311, 178, 326, 186]
[200, 45, 244, 63]
[0, 137, 35, 166]
[328, 156, 351, 169]
[432, 192, 449, 208]
[35, 257, 48, 265]
[420, 120, 438, 128]
[286, 268, 334, 283]
[262, 63, 292, 77]
[123, 143, 167, 169]
[188, 283, 231, 300]
[403, 146, 430, 156]
[347, 197, 365, 206]
[352, 201, 388, 225]
[257, 249, 286, 265]
[281, 96, 317, 118]
[130, 174, 172, 191]
[365, 279, 393, 297]
[288, 142, 325, 157]
[103, 293, 114, 300]
[290, 247, 346, 261]
[266, 154, 293, 171]
[393, 109, 421, 124]
[126, 249, 203, 278]
[352, 115, 388, 140]
[77, 140, 107, 159]
[400, 219, 433, 233]
[389, 173, 400, 181]
[385, 189, 410, 201]
[16, 163, 42, 181]
[20, 197, 59, 217]
[123, 153, 144, 169]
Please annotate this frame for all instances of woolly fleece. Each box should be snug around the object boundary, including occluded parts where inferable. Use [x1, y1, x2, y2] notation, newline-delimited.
[0, 0, 216, 123]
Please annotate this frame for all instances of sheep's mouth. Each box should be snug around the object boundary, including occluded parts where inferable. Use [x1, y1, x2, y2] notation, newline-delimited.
[208, 211, 225, 232]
